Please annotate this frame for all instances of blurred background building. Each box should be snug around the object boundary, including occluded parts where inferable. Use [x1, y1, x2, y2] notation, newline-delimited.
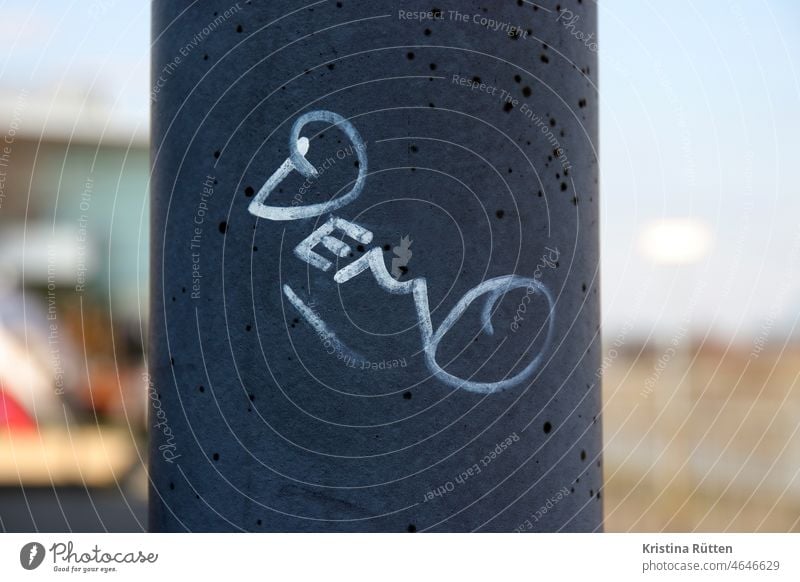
[0, 25, 150, 528]
[0, 0, 799, 531]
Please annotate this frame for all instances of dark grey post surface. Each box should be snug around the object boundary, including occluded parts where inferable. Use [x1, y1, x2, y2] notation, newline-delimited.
[150, 0, 601, 532]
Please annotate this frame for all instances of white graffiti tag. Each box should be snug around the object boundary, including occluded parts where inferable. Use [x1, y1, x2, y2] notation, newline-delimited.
[249, 110, 555, 394]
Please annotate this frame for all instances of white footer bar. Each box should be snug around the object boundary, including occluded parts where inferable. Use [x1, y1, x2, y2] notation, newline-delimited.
[1, 533, 797, 581]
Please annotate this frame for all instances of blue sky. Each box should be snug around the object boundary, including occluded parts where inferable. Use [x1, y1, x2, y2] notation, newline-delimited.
[2, 0, 799, 341]
[600, 1, 800, 340]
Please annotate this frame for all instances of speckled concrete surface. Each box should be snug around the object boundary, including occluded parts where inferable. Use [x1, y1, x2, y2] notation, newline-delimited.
[150, 0, 601, 532]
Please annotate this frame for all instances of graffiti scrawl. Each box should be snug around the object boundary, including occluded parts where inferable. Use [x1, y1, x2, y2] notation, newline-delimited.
[248, 110, 555, 394]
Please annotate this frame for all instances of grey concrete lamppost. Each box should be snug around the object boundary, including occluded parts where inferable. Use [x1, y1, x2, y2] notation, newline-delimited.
[150, 0, 601, 532]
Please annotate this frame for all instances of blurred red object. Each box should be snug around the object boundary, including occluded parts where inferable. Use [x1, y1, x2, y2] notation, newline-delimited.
[0, 389, 35, 430]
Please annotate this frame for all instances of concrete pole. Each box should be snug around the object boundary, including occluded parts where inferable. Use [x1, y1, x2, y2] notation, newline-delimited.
[150, 0, 601, 532]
